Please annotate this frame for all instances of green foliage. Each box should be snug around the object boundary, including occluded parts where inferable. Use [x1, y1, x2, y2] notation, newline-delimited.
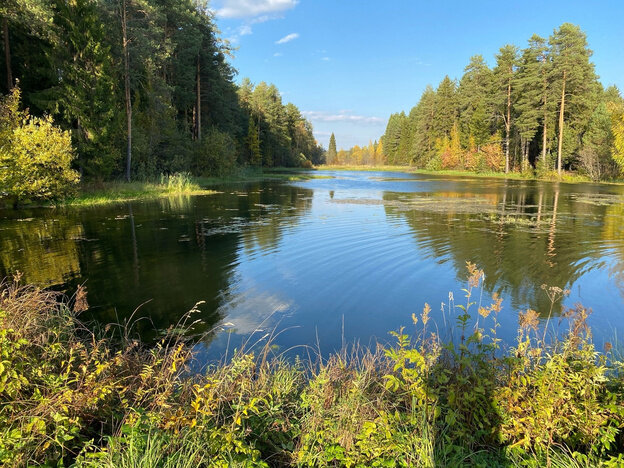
[194, 127, 238, 177]
[609, 101, 624, 174]
[238, 80, 323, 169]
[1, 269, 623, 466]
[246, 118, 262, 167]
[1, 0, 321, 187]
[327, 132, 337, 164]
[333, 24, 623, 180]
[0, 87, 79, 204]
[458, 55, 492, 148]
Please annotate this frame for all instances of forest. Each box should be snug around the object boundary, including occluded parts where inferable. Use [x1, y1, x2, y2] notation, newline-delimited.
[328, 24, 624, 181]
[0, 0, 324, 185]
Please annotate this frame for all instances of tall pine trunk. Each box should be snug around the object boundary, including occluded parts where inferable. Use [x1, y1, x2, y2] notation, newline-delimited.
[542, 110, 548, 165]
[196, 54, 201, 140]
[540, 55, 548, 166]
[505, 76, 511, 173]
[2, 17, 12, 90]
[557, 70, 566, 176]
[121, 0, 132, 182]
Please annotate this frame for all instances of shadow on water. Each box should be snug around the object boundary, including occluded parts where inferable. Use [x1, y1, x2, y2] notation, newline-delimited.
[0, 182, 314, 346]
[1, 172, 624, 360]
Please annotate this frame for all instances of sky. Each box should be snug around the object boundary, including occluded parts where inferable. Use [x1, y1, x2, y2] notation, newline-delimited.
[212, 0, 624, 150]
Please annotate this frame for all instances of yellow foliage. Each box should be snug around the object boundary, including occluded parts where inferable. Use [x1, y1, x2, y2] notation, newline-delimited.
[607, 101, 624, 173]
[439, 123, 463, 169]
[481, 141, 505, 171]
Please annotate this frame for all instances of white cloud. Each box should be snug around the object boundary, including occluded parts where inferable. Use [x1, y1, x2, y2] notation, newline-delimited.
[321, 57, 330, 61]
[216, 0, 298, 19]
[302, 110, 384, 125]
[273, 52, 283, 57]
[275, 33, 299, 44]
[250, 15, 274, 24]
[238, 24, 252, 36]
[216, 290, 293, 335]
[224, 14, 281, 42]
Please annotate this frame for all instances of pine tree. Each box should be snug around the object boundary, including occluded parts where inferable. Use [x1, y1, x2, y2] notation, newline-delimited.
[493, 45, 518, 173]
[549, 23, 598, 175]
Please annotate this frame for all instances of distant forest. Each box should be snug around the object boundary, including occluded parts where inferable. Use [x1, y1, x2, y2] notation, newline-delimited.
[0, 0, 324, 180]
[329, 24, 624, 181]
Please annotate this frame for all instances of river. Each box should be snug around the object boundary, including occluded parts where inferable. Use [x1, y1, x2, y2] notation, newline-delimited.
[1, 170, 623, 360]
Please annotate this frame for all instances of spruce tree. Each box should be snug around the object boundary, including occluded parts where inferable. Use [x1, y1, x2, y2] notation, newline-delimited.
[458, 55, 492, 147]
[433, 76, 457, 141]
[327, 132, 337, 164]
[515, 35, 550, 167]
[247, 117, 262, 166]
[411, 85, 437, 166]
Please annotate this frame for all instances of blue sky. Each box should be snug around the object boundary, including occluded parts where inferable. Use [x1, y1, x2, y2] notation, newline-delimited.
[212, 0, 624, 150]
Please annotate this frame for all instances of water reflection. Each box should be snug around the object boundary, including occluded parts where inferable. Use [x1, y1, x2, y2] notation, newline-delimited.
[0, 182, 314, 347]
[380, 181, 623, 314]
[1, 172, 624, 357]
[0, 215, 83, 286]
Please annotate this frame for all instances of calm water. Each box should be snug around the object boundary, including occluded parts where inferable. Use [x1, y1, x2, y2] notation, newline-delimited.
[1, 171, 624, 359]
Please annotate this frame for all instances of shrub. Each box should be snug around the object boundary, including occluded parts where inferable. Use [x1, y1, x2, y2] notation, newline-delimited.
[0, 87, 79, 205]
[193, 127, 238, 177]
[481, 141, 505, 171]
[0, 279, 191, 466]
[1, 268, 623, 467]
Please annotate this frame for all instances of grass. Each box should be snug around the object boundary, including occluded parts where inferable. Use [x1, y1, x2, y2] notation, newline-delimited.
[318, 164, 624, 185]
[1, 265, 623, 467]
[59, 172, 215, 207]
[60, 168, 331, 207]
[0, 168, 335, 210]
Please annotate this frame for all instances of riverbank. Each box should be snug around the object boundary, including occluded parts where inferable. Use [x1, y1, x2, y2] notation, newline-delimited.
[0, 169, 330, 209]
[65, 169, 330, 207]
[1, 265, 622, 467]
[318, 164, 624, 185]
[60, 173, 213, 207]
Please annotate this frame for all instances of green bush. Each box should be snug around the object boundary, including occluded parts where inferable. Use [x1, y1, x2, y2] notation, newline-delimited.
[0, 88, 79, 205]
[193, 127, 238, 177]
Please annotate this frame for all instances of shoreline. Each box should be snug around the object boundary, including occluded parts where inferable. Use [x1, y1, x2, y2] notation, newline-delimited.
[0, 169, 328, 210]
[317, 164, 624, 186]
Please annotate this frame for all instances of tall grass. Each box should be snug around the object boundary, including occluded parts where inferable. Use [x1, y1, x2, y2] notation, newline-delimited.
[60, 172, 211, 207]
[0, 267, 623, 467]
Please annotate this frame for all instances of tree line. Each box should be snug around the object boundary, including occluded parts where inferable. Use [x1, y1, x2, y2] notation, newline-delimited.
[333, 24, 624, 181]
[0, 0, 324, 183]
